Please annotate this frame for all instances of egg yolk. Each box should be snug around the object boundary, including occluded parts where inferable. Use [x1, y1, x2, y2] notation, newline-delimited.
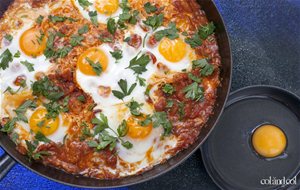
[77, 47, 108, 76]
[252, 125, 287, 158]
[95, 0, 119, 15]
[19, 27, 47, 57]
[29, 108, 59, 136]
[158, 38, 187, 62]
[127, 115, 153, 139]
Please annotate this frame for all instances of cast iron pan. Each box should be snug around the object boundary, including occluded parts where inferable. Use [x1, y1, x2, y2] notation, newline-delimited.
[201, 86, 300, 190]
[0, 0, 232, 188]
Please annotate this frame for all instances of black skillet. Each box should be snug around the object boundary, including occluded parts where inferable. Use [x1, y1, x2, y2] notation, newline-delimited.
[0, 0, 232, 188]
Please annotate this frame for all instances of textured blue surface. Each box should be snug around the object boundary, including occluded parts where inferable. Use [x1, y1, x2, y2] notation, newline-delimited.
[1, 0, 300, 189]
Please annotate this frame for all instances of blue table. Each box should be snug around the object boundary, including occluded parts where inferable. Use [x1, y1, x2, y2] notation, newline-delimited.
[1, 0, 300, 189]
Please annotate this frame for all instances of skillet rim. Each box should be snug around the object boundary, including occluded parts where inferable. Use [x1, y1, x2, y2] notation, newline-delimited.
[0, 0, 232, 188]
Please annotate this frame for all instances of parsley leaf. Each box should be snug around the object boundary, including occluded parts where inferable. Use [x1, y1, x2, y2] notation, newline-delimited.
[154, 22, 179, 41]
[0, 49, 13, 70]
[77, 95, 86, 102]
[4, 34, 13, 42]
[188, 73, 202, 83]
[14, 51, 21, 58]
[0, 118, 18, 133]
[78, 0, 92, 8]
[137, 75, 146, 86]
[112, 79, 137, 100]
[14, 100, 37, 123]
[126, 99, 143, 116]
[25, 140, 49, 162]
[152, 112, 172, 136]
[32, 76, 64, 101]
[183, 82, 204, 101]
[70, 34, 84, 46]
[35, 132, 50, 143]
[89, 11, 98, 26]
[20, 60, 34, 72]
[78, 24, 89, 34]
[198, 22, 216, 40]
[85, 58, 103, 76]
[56, 46, 72, 58]
[117, 120, 128, 137]
[185, 33, 202, 48]
[127, 53, 151, 74]
[92, 113, 109, 135]
[48, 15, 77, 23]
[44, 101, 61, 119]
[192, 59, 214, 76]
[143, 13, 164, 30]
[36, 15, 44, 24]
[144, 2, 157, 14]
[107, 18, 117, 35]
[99, 34, 113, 43]
[166, 99, 174, 108]
[162, 84, 175, 95]
[110, 50, 123, 62]
[178, 102, 185, 120]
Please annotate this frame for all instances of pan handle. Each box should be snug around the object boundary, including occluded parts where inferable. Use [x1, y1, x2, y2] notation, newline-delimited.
[0, 153, 16, 180]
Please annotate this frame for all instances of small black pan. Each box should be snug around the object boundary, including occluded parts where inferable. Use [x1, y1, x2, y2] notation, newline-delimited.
[0, 0, 232, 188]
[201, 85, 300, 190]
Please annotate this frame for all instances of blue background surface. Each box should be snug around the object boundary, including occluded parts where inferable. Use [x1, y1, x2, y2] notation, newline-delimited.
[1, 0, 300, 189]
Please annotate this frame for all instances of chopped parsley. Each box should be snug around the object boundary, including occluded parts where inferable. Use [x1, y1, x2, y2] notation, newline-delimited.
[112, 79, 137, 100]
[143, 13, 164, 30]
[32, 76, 64, 101]
[162, 84, 175, 95]
[36, 15, 44, 24]
[77, 95, 86, 102]
[4, 34, 13, 42]
[85, 58, 103, 76]
[126, 99, 143, 116]
[183, 82, 204, 101]
[107, 18, 117, 35]
[20, 60, 34, 72]
[144, 2, 157, 14]
[78, 0, 92, 8]
[14, 51, 21, 58]
[44, 101, 61, 119]
[152, 112, 172, 136]
[0, 49, 13, 70]
[110, 50, 123, 62]
[88, 11, 98, 26]
[126, 53, 151, 74]
[14, 100, 37, 123]
[89, 113, 133, 150]
[188, 72, 202, 83]
[48, 15, 77, 23]
[35, 132, 50, 143]
[70, 35, 84, 47]
[25, 140, 49, 162]
[117, 120, 128, 137]
[166, 99, 174, 108]
[185, 33, 202, 48]
[78, 24, 89, 34]
[154, 22, 179, 41]
[198, 22, 216, 40]
[192, 59, 214, 76]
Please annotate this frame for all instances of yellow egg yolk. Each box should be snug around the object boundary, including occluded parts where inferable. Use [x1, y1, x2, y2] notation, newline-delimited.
[29, 108, 60, 136]
[159, 38, 187, 62]
[20, 27, 47, 57]
[77, 47, 108, 76]
[95, 0, 119, 15]
[252, 124, 287, 158]
[127, 115, 153, 139]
